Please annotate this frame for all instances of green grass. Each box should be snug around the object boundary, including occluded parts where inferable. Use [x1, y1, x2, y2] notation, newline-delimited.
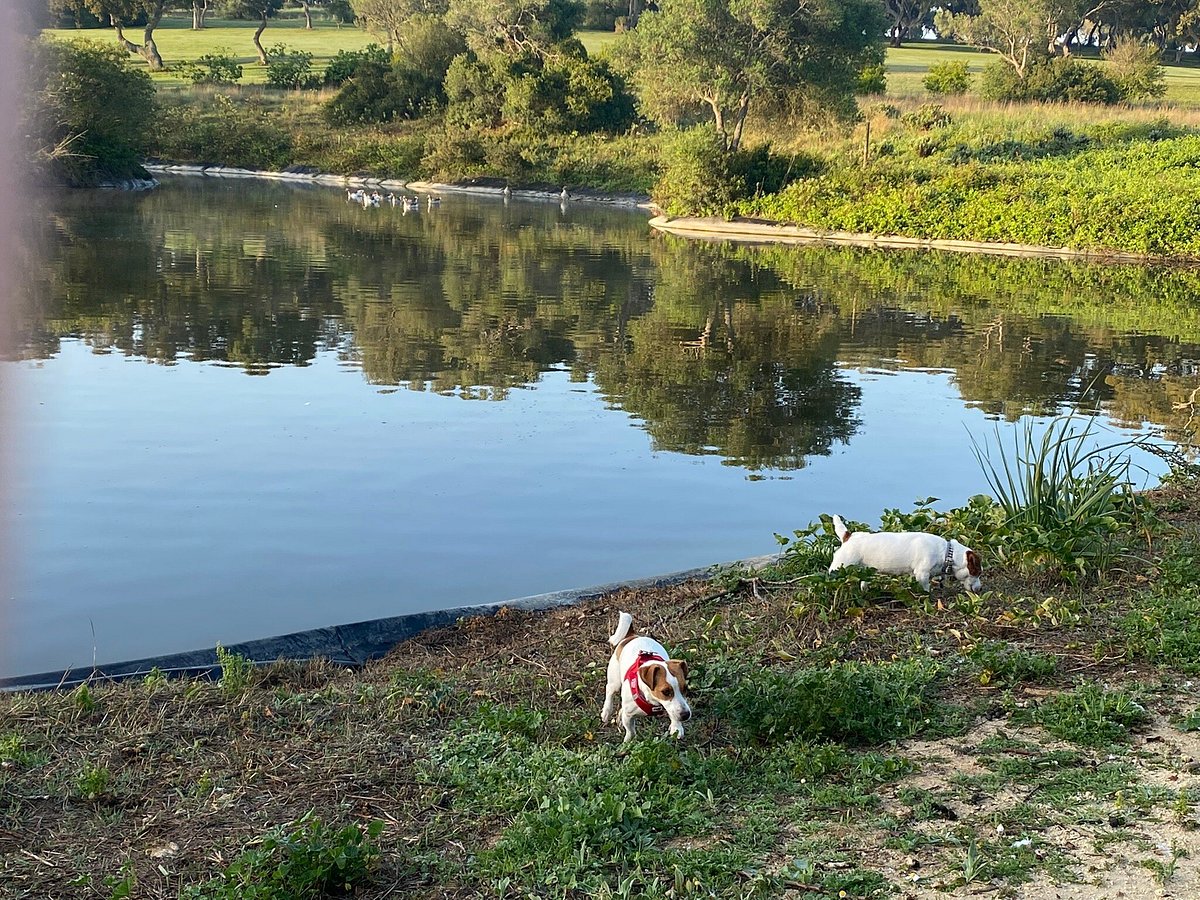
[885, 41, 1200, 107]
[44, 14, 375, 84]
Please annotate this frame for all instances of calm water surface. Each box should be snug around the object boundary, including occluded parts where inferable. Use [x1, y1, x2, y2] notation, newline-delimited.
[4, 177, 1198, 676]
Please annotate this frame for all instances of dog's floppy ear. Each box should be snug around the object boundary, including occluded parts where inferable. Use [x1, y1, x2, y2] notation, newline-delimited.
[966, 550, 982, 577]
[667, 659, 689, 689]
[639, 663, 667, 694]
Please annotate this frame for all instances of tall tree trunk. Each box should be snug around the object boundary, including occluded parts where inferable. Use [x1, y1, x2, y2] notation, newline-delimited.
[301, 0, 312, 29]
[628, 0, 643, 27]
[254, 16, 269, 65]
[192, 0, 208, 30]
[728, 93, 750, 153]
[110, 8, 165, 71]
[707, 100, 726, 150]
[141, 3, 165, 70]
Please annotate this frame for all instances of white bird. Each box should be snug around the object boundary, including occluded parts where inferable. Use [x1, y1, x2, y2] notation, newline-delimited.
[560, 186, 569, 201]
[427, 195, 441, 207]
[503, 185, 512, 200]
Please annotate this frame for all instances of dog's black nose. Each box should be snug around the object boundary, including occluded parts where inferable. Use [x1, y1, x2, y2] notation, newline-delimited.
[680, 708, 692, 721]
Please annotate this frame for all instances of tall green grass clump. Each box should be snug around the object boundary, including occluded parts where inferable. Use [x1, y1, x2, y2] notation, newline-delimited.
[970, 416, 1145, 580]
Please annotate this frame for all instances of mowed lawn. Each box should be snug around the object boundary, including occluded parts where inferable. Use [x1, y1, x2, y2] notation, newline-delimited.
[44, 14, 375, 83]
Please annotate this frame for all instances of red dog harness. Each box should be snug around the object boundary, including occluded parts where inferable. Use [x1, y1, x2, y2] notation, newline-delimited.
[625, 651, 666, 716]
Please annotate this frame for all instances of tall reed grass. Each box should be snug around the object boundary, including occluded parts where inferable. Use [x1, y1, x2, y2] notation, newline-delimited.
[970, 415, 1146, 579]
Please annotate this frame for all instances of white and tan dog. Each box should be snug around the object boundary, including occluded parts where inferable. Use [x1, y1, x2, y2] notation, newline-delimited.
[600, 611, 692, 742]
[829, 514, 983, 592]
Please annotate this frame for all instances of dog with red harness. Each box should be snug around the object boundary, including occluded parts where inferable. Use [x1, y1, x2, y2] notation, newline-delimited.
[601, 611, 692, 742]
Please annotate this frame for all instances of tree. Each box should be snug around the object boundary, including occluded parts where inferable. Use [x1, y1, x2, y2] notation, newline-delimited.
[620, 0, 885, 153]
[936, 0, 1067, 77]
[223, 0, 285, 63]
[352, 0, 448, 47]
[444, 0, 582, 60]
[884, 0, 925, 47]
[51, 0, 168, 68]
[191, 0, 210, 28]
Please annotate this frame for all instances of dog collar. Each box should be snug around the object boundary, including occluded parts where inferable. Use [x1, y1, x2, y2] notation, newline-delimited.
[625, 651, 666, 717]
[942, 540, 955, 576]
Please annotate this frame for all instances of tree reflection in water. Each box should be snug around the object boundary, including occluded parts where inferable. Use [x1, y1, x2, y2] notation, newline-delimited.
[17, 178, 1200, 467]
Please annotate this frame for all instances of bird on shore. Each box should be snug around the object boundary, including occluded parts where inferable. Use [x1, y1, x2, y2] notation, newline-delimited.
[560, 186, 569, 202]
[503, 185, 512, 201]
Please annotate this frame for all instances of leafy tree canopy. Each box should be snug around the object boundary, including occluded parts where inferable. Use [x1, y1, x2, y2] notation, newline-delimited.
[619, 0, 885, 152]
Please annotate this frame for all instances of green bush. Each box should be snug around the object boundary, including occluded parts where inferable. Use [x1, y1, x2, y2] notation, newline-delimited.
[855, 63, 887, 96]
[264, 44, 317, 89]
[181, 49, 242, 85]
[902, 103, 952, 130]
[444, 54, 504, 129]
[652, 126, 739, 215]
[419, 128, 490, 180]
[155, 94, 292, 169]
[27, 38, 155, 184]
[981, 57, 1120, 104]
[322, 44, 390, 87]
[924, 60, 972, 96]
[1104, 41, 1167, 101]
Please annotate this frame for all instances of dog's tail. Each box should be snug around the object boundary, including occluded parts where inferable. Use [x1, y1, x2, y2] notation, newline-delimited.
[609, 611, 634, 646]
[832, 514, 853, 544]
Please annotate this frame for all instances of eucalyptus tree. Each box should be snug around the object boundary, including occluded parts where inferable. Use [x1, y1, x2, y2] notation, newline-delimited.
[884, 0, 926, 47]
[444, 0, 582, 59]
[191, 0, 209, 28]
[223, 0, 284, 63]
[352, 0, 448, 47]
[620, 0, 885, 153]
[50, 0, 168, 68]
[935, 0, 1069, 75]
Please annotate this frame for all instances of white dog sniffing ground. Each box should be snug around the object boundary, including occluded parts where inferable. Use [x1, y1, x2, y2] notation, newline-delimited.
[829, 514, 983, 592]
[600, 611, 692, 742]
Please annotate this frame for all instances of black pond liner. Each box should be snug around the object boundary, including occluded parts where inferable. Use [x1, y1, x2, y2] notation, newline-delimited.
[1, 555, 779, 692]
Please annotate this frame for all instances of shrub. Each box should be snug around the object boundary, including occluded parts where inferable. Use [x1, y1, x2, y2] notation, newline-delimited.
[902, 103, 952, 130]
[444, 54, 504, 128]
[26, 39, 155, 184]
[729, 143, 823, 199]
[322, 44, 390, 87]
[924, 60, 972, 96]
[154, 94, 292, 169]
[1104, 41, 1167, 101]
[981, 57, 1120, 104]
[855, 63, 887, 96]
[652, 126, 739, 215]
[181, 49, 242, 85]
[264, 44, 317, 89]
[419, 128, 490, 180]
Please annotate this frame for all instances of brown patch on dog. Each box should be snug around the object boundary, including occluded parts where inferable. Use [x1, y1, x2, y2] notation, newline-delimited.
[841, 530, 853, 544]
[966, 550, 981, 577]
[639, 662, 672, 701]
[667, 659, 689, 693]
[614, 633, 639, 655]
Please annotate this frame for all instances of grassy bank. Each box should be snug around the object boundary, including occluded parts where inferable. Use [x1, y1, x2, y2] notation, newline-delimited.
[4, 443, 1200, 898]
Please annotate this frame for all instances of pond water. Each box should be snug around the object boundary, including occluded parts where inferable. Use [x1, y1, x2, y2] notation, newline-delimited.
[3, 177, 1198, 677]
